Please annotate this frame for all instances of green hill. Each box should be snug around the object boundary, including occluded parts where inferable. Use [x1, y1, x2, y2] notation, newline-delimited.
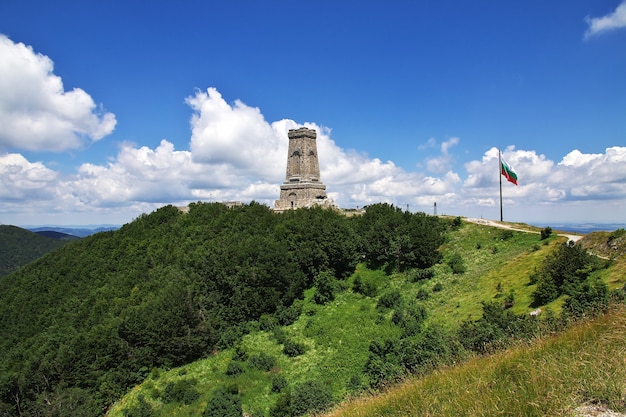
[0, 204, 623, 417]
[106, 214, 624, 417]
[0, 225, 74, 277]
[326, 303, 626, 417]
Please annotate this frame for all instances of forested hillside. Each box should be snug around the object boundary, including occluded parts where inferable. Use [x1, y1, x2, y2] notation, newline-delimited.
[0, 202, 447, 416]
[0, 225, 73, 277]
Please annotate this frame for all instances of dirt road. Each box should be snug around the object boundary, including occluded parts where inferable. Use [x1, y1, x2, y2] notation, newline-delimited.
[465, 218, 583, 243]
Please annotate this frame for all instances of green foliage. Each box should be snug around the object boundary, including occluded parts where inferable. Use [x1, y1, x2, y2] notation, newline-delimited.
[290, 380, 334, 416]
[500, 230, 514, 241]
[447, 253, 466, 274]
[408, 267, 435, 282]
[203, 385, 242, 417]
[364, 339, 404, 388]
[313, 270, 336, 305]
[0, 225, 72, 277]
[268, 390, 292, 417]
[532, 241, 596, 305]
[352, 274, 378, 297]
[0, 203, 365, 414]
[355, 203, 445, 273]
[162, 379, 200, 404]
[123, 395, 154, 417]
[270, 374, 288, 393]
[540, 226, 553, 240]
[376, 289, 403, 310]
[225, 360, 244, 377]
[282, 339, 306, 357]
[248, 352, 276, 371]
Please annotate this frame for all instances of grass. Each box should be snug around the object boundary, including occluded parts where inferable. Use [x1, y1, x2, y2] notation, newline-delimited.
[106, 220, 625, 417]
[325, 304, 626, 417]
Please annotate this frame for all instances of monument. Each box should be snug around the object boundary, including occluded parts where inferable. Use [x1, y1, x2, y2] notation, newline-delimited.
[274, 127, 331, 211]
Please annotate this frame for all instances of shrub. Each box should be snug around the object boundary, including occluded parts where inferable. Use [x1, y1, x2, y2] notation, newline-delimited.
[408, 267, 435, 282]
[447, 253, 466, 274]
[162, 379, 200, 405]
[500, 230, 514, 240]
[123, 395, 153, 417]
[259, 313, 278, 331]
[276, 302, 302, 326]
[271, 374, 288, 393]
[290, 380, 333, 416]
[416, 288, 429, 300]
[268, 390, 292, 417]
[433, 282, 443, 292]
[540, 226, 552, 240]
[313, 271, 336, 305]
[248, 352, 276, 371]
[377, 289, 403, 310]
[204, 385, 242, 417]
[283, 339, 306, 357]
[225, 360, 244, 377]
[346, 375, 362, 393]
[353, 275, 378, 297]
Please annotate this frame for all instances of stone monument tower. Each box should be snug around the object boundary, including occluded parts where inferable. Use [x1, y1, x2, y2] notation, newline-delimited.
[274, 127, 329, 211]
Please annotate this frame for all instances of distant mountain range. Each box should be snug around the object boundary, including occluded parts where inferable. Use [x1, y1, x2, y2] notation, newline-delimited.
[532, 223, 626, 234]
[27, 225, 120, 237]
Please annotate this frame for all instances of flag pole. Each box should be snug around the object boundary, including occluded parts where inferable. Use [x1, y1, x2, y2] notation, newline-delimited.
[499, 149, 503, 222]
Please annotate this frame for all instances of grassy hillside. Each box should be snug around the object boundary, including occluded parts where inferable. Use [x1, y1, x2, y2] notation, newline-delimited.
[106, 220, 624, 417]
[0, 225, 73, 277]
[325, 303, 626, 417]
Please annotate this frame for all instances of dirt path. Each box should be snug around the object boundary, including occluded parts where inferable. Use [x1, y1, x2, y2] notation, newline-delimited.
[465, 218, 583, 243]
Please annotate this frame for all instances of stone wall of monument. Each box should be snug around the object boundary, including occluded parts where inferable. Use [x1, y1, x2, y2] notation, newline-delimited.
[274, 127, 331, 211]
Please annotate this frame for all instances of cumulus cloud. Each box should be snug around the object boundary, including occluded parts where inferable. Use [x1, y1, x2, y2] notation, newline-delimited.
[1, 85, 625, 225]
[425, 137, 459, 174]
[0, 153, 59, 201]
[584, 1, 626, 39]
[0, 35, 116, 151]
[462, 146, 626, 210]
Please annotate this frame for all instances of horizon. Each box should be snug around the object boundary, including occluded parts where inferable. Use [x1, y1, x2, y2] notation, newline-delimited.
[1, 1, 625, 226]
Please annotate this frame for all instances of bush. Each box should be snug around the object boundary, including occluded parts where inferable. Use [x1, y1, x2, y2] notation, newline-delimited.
[283, 339, 306, 357]
[352, 275, 378, 297]
[313, 271, 336, 305]
[377, 289, 403, 310]
[408, 267, 435, 282]
[500, 230, 514, 240]
[447, 253, 466, 274]
[123, 395, 153, 417]
[271, 374, 288, 393]
[276, 302, 302, 326]
[162, 379, 200, 405]
[540, 226, 552, 240]
[433, 282, 443, 292]
[225, 360, 244, 377]
[204, 385, 242, 417]
[248, 352, 276, 371]
[416, 288, 429, 300]
[291, 380, 333, 416]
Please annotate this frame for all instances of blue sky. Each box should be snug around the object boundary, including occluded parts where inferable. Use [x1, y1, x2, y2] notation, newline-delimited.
[1, 0, 625, 227]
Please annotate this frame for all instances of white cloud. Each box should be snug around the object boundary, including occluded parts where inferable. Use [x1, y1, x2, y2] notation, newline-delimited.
[425, 137, 459, 174]
[0, 153, 59, 200]
[0, 35, 116, 151]
[584, 1, 626, 39]
[1, 85, 625, 226]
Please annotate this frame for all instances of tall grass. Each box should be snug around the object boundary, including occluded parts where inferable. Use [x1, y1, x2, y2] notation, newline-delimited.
[325, 305, 626, 417]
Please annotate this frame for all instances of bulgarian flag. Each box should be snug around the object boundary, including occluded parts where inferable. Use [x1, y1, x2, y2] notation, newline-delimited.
[500, 155, 518, 185]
